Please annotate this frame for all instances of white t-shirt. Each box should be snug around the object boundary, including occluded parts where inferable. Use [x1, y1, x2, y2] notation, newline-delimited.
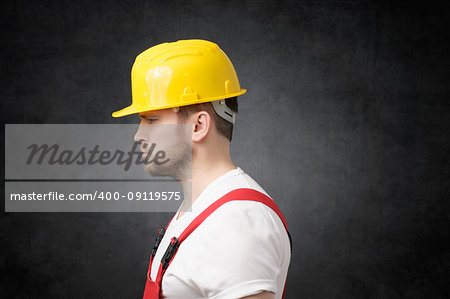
[150, 166, 291, 299]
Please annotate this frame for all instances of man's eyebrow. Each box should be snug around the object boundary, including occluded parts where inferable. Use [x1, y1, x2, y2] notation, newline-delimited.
[139, 113, 159, 118]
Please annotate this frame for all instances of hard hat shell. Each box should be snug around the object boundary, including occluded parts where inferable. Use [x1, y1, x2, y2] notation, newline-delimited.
[112, 39, 246, 117]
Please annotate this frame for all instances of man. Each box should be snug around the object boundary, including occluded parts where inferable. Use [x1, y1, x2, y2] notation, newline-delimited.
[112, 39, 291, 299]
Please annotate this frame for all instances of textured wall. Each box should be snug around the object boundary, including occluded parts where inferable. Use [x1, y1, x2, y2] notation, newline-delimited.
[1, 1, 449, 298]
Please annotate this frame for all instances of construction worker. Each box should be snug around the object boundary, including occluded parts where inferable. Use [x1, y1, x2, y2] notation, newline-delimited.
[112, 39, 291, 299]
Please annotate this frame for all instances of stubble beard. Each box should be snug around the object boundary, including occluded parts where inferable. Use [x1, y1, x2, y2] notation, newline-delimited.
[144, 139, 191, 181]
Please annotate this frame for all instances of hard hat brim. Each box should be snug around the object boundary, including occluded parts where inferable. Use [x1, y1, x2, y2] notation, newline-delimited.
[112, 89, 246, 118]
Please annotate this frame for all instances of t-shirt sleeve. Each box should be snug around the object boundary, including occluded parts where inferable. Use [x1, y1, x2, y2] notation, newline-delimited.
[185, 201, 284, 298]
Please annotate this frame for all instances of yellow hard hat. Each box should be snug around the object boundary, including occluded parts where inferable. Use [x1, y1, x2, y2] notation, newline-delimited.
[112, 39, 246, 118]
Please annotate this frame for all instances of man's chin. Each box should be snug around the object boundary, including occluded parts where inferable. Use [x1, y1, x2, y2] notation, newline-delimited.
[144, 165, 188, 181]
[144, 166, 163, 177]
[144, 165, 174, 179]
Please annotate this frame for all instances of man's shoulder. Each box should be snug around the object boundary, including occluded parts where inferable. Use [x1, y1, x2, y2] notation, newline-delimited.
[191, 168, 288, 249]
[183, 188, 288, 280]
[201, 169, 282, 238]
[196, 189, 286, 246]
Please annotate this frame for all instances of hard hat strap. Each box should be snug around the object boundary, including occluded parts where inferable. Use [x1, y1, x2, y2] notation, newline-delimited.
[211, 99, 236, 124]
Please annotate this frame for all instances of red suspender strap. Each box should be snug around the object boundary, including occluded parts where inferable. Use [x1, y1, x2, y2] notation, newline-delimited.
[179, 188, 289, 241]
[149, 188, 291, 299]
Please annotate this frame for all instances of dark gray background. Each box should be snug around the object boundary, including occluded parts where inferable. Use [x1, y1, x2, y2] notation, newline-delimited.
[1, 0, 449, 298]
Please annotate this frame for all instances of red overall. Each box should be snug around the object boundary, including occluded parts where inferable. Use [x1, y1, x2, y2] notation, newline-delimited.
[143, 188, 292, 299]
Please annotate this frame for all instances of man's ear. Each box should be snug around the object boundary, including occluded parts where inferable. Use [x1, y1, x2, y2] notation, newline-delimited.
[192, 111, 212, 143]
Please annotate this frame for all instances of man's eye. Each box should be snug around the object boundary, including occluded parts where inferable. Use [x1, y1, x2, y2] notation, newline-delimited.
[139, 115, 157, 123]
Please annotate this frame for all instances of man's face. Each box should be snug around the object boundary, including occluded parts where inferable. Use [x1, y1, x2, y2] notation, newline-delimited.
[134, 108, 191, 179]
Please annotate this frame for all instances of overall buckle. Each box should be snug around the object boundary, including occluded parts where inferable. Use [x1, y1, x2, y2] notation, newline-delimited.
[151, 228, 165, 257]
[162, 237, 179, 270]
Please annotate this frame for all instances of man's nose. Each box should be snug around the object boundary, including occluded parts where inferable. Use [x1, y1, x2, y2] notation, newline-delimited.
[134, 121, 149, 144]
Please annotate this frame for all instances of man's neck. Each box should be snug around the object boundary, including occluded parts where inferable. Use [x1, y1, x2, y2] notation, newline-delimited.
[178, 158, 236, 219]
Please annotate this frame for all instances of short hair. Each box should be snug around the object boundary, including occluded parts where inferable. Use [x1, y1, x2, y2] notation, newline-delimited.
[177, 97, 238, 141]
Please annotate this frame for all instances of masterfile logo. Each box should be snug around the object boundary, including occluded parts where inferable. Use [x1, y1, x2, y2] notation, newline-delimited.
[25, 142, 169, 171]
